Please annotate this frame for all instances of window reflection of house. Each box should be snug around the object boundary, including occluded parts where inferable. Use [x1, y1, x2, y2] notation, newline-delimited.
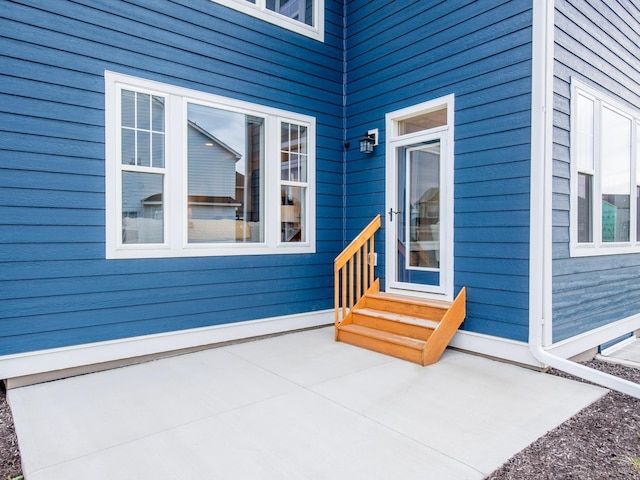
[267, 0, 312, 26]
[187, 120, 242, 221]
[122, 120, 250, 243]
[412, 188, 439, 240]
[601, 196, 630, 243]
[410, 187, 440, 267]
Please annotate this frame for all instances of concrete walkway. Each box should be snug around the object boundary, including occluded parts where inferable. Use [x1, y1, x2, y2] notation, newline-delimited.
[8, 327, 606, 480]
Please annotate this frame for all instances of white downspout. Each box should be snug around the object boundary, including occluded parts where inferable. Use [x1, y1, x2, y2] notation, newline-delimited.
[529, 0, 640, 399]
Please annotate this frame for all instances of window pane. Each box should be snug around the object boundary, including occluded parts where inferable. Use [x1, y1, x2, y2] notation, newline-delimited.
[121, 90, 165, 168]
[136, 92, 150, 130]
[577, 172, 593, 243]
[398, 107, 447, 135]
[281, 185, 305, 242]
[152, 132, 164, 168]
[121, 128, 135, 166]
[152, 96, 165, 132]
[186, 103, 264, 243]
[137, 130, 151, 167]
[601, 107, 631, 242]
[299, 125, 307, 154]
[576, 94, 594, 172]
[122, 171, 163, 244]
[266, 0, 313, 26]
[281, 122, 308, 182]
[602, 194, 630, 242]
[281, 152, 289, 181]
[637, 122, 640, 186]
[637, 129, 640, 242]
[637, 186, 640, 242]
[121, 90, 135, 128]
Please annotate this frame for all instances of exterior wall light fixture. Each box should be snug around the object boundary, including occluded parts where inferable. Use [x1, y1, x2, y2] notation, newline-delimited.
[359, 128, 378, 154]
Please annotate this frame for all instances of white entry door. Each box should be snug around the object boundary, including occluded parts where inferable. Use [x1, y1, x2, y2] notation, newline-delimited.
[385, 96, 454, 299]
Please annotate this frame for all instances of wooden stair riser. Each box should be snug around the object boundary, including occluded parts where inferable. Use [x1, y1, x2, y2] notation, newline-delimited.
[363, 296, 448, 322]
[337, 328, 425, 365]
[421, 289, 467, 365]
[351, 311, 435, 342]
[335, 284, 466, 366]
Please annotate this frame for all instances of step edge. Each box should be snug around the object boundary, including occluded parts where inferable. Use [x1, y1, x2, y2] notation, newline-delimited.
[366, 292, 452, 308]
[338, 324, 426, 350]
[352, 308, 440, 329]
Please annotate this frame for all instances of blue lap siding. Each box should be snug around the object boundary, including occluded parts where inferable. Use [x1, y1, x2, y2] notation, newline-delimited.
[5, 0, 638, 360]
[552, 0, 640, 342]
[0, 0, 344, 355]
[344, 0, 533, 342]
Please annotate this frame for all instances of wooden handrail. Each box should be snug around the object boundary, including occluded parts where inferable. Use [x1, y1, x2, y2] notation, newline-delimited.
[334, 215, 381, 327]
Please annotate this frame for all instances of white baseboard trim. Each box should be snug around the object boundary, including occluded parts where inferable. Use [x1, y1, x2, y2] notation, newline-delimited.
[546, 313, 640, 359]
[3, 308, 638, 385]
[0, 310, 333, 382]
[449, 330, 544, 368]
[449, 314, 640, 369]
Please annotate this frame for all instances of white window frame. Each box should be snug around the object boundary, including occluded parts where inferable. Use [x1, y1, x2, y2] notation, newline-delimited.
[570, 78, 640, 257]
[105, 71, 316, 259]
[210, 0, 324, 41]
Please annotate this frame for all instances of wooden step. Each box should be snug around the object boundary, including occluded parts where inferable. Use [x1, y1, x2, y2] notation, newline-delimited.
[364, 292, 450, 321]
[337, 324, 426, 365]
[351, 308, 438, 341]
[335, 288, 466, 366]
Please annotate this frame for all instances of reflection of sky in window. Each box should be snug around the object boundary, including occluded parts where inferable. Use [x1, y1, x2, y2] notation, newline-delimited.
[602, 106, 631, 195]
[188, 103, 246, 174]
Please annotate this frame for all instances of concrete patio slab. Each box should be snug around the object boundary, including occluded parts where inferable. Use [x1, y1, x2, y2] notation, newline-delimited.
[8, 326, 606, 480]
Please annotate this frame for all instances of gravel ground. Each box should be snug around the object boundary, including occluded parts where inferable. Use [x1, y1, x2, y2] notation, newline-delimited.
[488, 360, 640, 480]
[0, 360, 638, 480]
[0, 383, 22, 480]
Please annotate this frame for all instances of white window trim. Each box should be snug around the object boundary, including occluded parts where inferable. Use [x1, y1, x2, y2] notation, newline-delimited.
[570, 78, 640, 257]
[210, 0, 324, 42]
[105, 71, 316, 259]
[385, 94, 455, 300]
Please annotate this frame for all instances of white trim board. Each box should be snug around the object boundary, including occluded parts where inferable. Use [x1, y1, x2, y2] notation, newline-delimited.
[449, 330, 543, 368]
[4, 308, 638, 386]
[449, 311, 640, 369]
[0, 310, 333, 383]
[546, 313, 640, 360]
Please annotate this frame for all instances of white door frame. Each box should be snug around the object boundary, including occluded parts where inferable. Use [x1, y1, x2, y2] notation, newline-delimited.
[385, 95, 455, 300]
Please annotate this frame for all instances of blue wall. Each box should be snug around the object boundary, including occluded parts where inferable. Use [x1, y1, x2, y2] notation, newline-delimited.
[344, 0, 534, 342]
[552, 0, 640, 341]
[0, 0, 345, 354]
[10, 0, 627, 354]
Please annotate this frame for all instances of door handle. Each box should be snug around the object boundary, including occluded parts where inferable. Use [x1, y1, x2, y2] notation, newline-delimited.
[388, 208, 401, 222]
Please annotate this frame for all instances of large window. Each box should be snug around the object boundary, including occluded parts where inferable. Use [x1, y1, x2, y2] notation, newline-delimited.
[105, 72, 315, 259]
[571, 79, 640, 256]
[210, 0, 323, 41]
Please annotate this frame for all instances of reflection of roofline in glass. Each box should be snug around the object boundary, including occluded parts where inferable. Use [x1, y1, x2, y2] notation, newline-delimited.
[188, 120, 242, 160]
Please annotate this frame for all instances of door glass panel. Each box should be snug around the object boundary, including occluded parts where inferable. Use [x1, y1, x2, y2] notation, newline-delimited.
[396, 141, 441, 287]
